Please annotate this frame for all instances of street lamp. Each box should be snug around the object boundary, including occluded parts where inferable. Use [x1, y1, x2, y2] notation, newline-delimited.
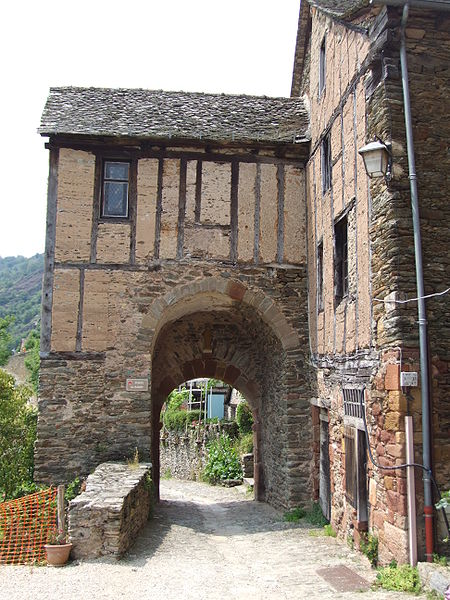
[358, 139, 391, 180]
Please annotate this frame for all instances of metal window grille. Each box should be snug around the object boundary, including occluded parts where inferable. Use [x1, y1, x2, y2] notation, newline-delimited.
[343, 387, 364, 420]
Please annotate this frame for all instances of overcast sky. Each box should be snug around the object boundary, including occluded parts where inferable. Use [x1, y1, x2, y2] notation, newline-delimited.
[0, 0, 300, 258]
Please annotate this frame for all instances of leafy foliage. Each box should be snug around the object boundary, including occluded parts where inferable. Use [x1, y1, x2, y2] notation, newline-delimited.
[0, 316, 14, 366]
[283, 507, 306, 522]
[236, 401, 253, 435]
[0, 254, 44, 352]
[0, 369, 37, 500]
[64, 478, 83, 503]
[323, 524, 337, 537]
[375, 564, 421, 594]
[304, 502, 329, 527]
[236, 432, 253, 455]
[163, 409, 201, 431]
[360, 532, 379, 567]
[203, 434, 243, 484]
[24, 328, 40, 393]
[166, 388, 189, 411]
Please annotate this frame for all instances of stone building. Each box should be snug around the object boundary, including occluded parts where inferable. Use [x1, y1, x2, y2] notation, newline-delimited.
[292, 0, 449, 564]
[36, 0, 449, 564]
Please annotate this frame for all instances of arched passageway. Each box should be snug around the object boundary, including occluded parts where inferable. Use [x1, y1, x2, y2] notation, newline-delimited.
[144, 278, 312, 510]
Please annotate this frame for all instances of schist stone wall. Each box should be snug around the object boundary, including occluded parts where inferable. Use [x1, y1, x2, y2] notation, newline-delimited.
[300, 3, 450, 563]
[69, 462, 152, 559]
[36, 140, 312, 511]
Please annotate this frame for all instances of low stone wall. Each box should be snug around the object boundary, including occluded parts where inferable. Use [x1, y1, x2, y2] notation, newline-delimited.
[160, 422, 239, 480]
[242, 453, 254, 478]
[68, 462, 152, 559]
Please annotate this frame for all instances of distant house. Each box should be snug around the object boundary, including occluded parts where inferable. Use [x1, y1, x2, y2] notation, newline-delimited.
[36, 0, 449, 565]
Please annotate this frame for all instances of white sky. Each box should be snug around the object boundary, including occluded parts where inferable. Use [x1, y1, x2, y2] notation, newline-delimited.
[0, 0, 300, 258]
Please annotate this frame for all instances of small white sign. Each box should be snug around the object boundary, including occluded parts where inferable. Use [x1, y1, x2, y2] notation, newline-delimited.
[400, 372, 418, 387]
[126, 378, 149, 392]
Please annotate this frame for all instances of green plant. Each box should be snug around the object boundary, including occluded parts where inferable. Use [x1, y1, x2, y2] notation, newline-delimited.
[127, 447, 139, 469]
[323, 524, 337, 537]
[163, 409, 201, 431]
[304, 502, 328, 527]
[0, 316, 14, 366]
[436, 490, 449, 510]
[236, 401, 253, 435]
[162, 468, 172, 480]
[347, 534, 354, 549]
[166, 388, 189, 411]
[46, 527, 69, 545]
[283, 507, 306, 522]
[432, 553, 448, 567]
[236, 432, 253, 456]
[203, 434, 243, 484]
[0, 370, 36, 500]
[360, 533, 379, 567]
[375, 564, 421, 594]
[64, 477, 83, 503]
[24, 328, 40, 394]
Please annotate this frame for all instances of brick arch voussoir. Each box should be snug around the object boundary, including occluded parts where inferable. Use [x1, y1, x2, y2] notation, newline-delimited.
[143, 277, 300, 353]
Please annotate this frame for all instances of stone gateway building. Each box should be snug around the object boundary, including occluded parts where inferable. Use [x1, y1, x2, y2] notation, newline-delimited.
[36, 0, 449, 565]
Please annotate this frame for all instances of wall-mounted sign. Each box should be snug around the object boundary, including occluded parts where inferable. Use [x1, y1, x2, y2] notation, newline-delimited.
[126, 378, 149, 392]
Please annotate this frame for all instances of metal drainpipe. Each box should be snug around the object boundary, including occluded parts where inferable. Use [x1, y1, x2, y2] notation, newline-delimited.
[399, 2, 434, 561]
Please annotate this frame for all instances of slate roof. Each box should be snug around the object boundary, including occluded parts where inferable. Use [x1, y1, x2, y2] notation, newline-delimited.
[39, 87, 310, 145]
[307, 0, 369, 18]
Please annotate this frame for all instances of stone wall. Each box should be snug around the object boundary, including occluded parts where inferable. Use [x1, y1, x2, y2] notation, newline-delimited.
[68, 462, 152, 559]
[300, 3, 450, 564]
[159, 423, 238, 480]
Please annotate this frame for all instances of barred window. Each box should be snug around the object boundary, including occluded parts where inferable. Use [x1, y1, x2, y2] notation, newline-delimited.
[343, 387, 364, 420]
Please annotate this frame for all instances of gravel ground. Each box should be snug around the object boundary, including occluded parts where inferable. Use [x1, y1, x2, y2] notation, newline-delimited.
[0, 479, 425, 600]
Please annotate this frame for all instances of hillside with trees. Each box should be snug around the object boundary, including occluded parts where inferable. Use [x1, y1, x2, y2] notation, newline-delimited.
[0, 254, 44, 353]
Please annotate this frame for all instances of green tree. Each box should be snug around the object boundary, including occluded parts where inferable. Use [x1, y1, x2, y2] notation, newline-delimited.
[24, 329, 40, 394]
[0, 370, 37, 500]
[0, 316, 14, 366]
[236, 400, 253, 434]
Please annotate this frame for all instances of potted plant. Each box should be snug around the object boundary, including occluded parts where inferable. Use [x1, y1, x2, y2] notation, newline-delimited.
[44, 528, 72, 566]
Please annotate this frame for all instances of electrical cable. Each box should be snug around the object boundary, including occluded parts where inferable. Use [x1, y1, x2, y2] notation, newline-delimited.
[373, 286, 450, 304]
[359, 394, 450, 539]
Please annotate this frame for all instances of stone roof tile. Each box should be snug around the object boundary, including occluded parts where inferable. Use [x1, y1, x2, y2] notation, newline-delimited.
[308, 0, 369, 18]
[39, 87, 310, 145]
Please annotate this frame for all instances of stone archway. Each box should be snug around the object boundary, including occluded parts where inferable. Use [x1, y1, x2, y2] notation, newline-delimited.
[140, 277, 311, 510]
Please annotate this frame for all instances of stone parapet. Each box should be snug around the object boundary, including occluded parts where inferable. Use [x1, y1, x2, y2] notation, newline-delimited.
[68, 462, 152, 559]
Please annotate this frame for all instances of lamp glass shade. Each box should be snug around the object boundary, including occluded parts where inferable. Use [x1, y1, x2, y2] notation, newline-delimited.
[358, 140, 390, 178]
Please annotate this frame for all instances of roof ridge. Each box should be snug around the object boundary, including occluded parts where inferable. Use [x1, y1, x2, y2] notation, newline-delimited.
[47, 85, 305, 104]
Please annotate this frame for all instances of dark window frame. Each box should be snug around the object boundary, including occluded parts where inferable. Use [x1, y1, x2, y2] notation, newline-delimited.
[321, 134, 331, 194]
[334, 214, 348, 304]
[344, 425, 368, 523]
[317, 241, 324, 312]
[319, 36, 326, 96]
[101, 159, 131, 219]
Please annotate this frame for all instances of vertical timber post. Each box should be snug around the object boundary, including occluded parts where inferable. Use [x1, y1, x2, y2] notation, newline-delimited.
[57, 485, 65, 531]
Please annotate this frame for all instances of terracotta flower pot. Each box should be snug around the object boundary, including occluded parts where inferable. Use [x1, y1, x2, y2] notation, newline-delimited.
[44, 543, 72, 566]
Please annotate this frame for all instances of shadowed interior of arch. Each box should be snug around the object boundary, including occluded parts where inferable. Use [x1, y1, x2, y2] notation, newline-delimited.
[150, 301, 289, 507]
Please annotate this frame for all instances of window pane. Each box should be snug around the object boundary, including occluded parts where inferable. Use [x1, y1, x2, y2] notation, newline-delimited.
[105, 162, 129, 181]
[103, 181, 128, 216]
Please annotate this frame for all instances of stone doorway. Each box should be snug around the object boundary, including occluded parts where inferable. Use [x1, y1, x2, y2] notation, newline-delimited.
[143, 275, 312, 511]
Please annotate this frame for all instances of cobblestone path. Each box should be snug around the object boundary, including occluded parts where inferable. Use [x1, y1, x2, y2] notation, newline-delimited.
[0, 479, 424, 600]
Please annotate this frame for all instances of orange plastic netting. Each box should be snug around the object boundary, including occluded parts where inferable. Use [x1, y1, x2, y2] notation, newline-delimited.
[0, 488, 57, 565]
